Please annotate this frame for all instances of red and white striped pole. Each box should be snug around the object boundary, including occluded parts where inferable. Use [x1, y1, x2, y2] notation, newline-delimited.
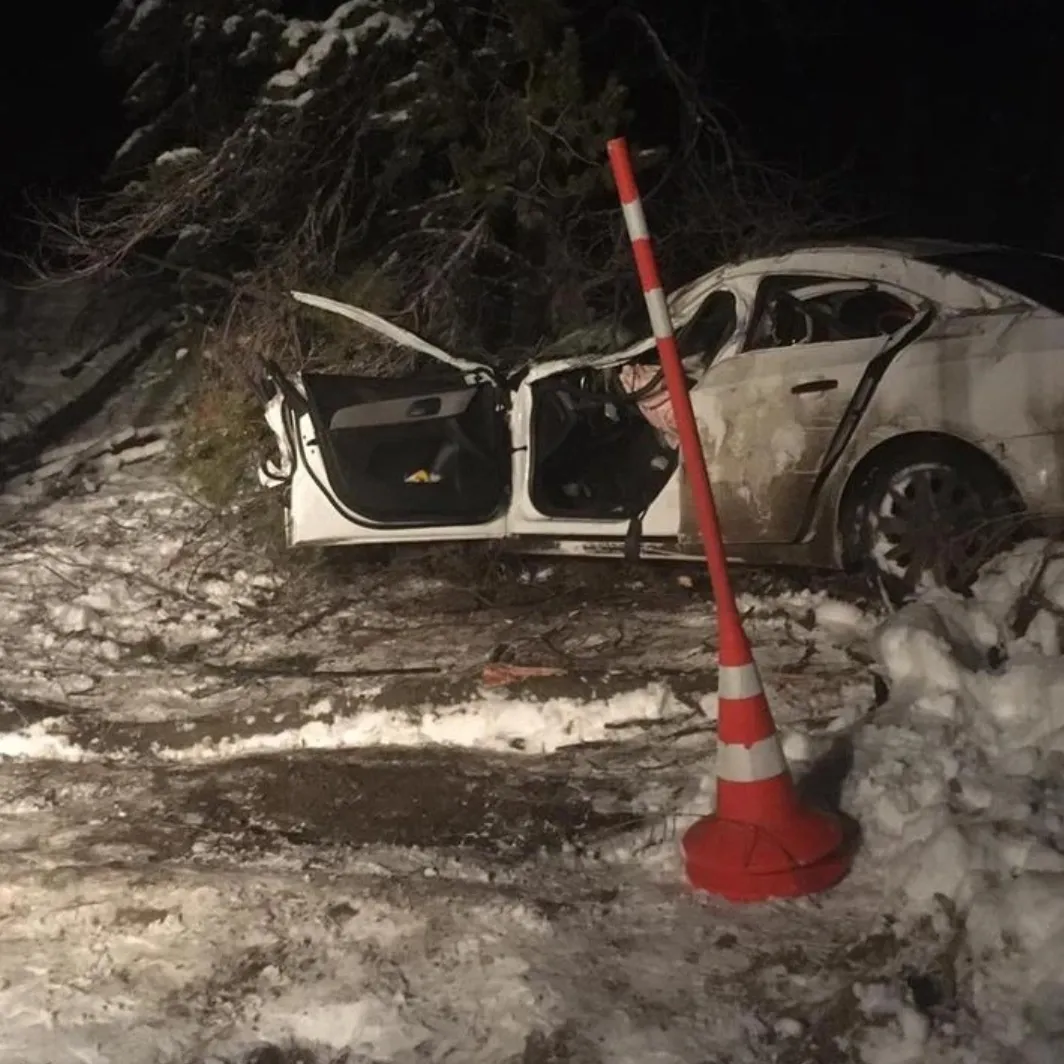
[607, 138, 852, 901]
[605, 138, 749, 666]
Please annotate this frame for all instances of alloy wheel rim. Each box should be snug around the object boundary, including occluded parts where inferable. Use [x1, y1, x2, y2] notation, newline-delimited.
[870, 464, 990, 591]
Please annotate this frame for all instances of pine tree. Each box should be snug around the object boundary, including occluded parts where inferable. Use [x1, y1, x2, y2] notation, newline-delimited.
[51, 0, 638, 361]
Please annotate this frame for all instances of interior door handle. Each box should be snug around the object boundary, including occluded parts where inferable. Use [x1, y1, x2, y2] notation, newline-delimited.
[406, 396, 442, 418]
[791, 378, 838, 395]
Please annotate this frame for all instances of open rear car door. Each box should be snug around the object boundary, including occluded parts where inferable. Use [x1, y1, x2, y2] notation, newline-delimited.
[259, 292, 509, 547]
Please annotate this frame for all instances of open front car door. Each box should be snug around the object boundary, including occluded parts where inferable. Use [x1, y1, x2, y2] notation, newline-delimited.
[259, 292, 509, 548]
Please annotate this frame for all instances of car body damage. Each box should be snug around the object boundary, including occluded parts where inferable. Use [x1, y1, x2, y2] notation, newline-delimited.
[259, 239, 1064, 593]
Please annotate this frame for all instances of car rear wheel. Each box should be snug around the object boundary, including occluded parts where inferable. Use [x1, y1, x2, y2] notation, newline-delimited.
[848, 448, 1021, 604]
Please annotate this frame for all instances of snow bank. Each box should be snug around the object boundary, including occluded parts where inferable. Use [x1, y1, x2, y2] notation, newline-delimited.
[850, 540, 1064, 1058]
[156, 685, 675, 763]
[0, 686, 677, 765]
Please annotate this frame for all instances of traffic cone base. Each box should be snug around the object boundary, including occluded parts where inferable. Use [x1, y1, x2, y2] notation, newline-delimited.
[682, 809, 851, 903]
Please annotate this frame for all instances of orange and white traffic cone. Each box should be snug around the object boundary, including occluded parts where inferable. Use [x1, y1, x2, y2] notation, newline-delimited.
[681, 649, 852, 902]
[606, 135, 853, 903]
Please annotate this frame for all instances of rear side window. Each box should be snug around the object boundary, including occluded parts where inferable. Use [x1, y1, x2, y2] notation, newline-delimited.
[922, 250, 1064, 313]
[744, 275, 916, 351]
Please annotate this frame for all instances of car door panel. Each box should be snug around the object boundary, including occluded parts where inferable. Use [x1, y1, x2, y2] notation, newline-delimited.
[260, 292, 510, 547]
[685, 338, 887, 543]
[296, 371, 508, 530]
[685, 284, 931, 545]
[324, 385, 475, 431]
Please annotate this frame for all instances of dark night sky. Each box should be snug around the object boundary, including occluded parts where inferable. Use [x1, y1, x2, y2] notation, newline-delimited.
[0, 0, 124, 238]
[612, 0, 1064, 252]
[2, 0, 1063, 253]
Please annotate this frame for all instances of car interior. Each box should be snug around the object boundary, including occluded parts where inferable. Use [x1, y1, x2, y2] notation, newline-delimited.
[300, 370, 509, 525]
[747, 278, 917, 350]
[528, 291, 738, 519]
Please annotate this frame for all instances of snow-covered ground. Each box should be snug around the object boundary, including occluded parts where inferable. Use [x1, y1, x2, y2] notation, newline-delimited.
[1, 437, 1063, 1062]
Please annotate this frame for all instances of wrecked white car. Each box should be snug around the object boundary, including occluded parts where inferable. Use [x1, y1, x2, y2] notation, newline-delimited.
[259, 240, 1064, 597]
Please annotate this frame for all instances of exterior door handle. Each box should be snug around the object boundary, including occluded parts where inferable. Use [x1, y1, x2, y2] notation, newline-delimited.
[791, 378, 838, 395]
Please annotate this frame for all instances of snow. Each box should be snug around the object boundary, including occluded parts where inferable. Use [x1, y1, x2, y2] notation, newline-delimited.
[4, 387, 1064, 1061]
[153, 145, 202, 168]
[114, 125, 150, 161]
[849, 542, 1064, 1059]
[0, 686, 677, 765]
[275, 88, 315, 109]
[370, 106, 411, 127]
[266, 5, 415, 95]
[0, 441, 878, 1060]
[816, 596, 876, 641]
[856, 983, 932, 1063]
[159, 686, 675, 762]
[281, 18, 317, 50]
[0, 717, 91, 761]
[126, 61, 162, 105]
[128, 0, 163, 33]
[325, 0, 378, 28]
[387, 70, 421, 91]
[267, 30, 345, 90]
[353, 9, 415, 42]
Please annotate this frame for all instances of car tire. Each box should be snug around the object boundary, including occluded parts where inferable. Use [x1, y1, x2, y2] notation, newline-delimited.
[846, 446, 1021, 606]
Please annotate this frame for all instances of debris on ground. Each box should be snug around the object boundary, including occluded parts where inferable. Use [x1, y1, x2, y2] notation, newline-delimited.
[0, 318, 1060, 1060]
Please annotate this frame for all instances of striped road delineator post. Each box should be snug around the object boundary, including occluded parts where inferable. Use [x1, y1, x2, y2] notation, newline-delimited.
[606, 137, 853, 902]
